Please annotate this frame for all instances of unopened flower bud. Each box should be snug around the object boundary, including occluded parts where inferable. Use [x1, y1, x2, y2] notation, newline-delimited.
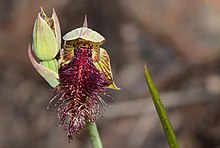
[32, 8, 61, 61]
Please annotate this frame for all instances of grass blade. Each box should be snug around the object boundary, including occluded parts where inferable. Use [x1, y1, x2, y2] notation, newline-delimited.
[144, 65, 178, 148]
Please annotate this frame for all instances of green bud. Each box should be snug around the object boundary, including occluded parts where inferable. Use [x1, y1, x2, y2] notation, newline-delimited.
[32, 8, 61, 61]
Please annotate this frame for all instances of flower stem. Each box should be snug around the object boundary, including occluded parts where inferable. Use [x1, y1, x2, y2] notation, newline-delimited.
[86, 120, 103, 148]
[144, 65, 179, 148]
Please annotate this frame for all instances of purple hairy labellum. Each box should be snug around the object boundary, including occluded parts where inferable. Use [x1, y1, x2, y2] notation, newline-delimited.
[53, 43, 109, 140]
[29, 8, 119, 141]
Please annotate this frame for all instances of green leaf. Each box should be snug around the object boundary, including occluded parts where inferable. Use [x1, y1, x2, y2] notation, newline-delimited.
[28, 45, 59, 88]
[144, 65, 178, 148]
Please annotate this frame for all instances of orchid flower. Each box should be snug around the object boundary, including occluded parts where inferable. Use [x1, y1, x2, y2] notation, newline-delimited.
[28, 8, 119, 140]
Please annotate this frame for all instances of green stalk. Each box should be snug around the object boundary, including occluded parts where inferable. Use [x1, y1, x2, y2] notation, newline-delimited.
[144, 65, 178, 148]
[86, 120, 103, 148]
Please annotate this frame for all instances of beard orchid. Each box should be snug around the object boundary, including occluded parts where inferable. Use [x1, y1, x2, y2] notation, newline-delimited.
[28, 8, 119, 140]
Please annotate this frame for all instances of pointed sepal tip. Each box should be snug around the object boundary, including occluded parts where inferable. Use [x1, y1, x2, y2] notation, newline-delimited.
[83, 15, 88, 27]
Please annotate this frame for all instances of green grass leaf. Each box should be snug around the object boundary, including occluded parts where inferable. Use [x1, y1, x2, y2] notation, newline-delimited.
[144, 65, 179, 148]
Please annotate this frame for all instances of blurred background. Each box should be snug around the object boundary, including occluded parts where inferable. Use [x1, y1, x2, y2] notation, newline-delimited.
[0, 0, 220, 148]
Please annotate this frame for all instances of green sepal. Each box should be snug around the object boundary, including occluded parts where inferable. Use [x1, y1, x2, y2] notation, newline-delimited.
[63, 27, 105, 44]
[93, 48, 120, 90]
[107, 83, 120, 90]
[40, 59, 58, 74]
[32, 13, 59, 61]
[28, 45, 59, 88]
[52, 8, 61, 50]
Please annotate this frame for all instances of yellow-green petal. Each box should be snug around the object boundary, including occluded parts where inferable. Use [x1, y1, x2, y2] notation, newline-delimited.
[91, 43, 100, 62]
[28, 45, 59, 88]
[93, 48, 120, 90]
